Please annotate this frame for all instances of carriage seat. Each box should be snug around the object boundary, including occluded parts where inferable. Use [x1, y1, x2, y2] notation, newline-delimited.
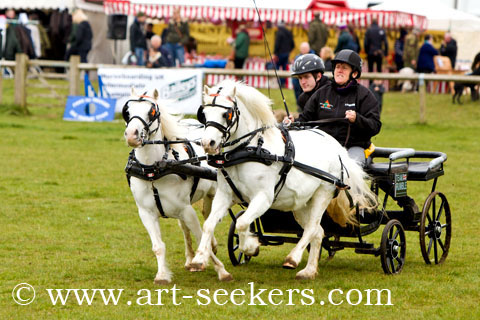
[365, 147, 447, 181]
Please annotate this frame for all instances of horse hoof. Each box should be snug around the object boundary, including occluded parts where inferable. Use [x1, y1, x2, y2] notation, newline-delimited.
[189, 262, 206, 272]
[282, 257, 298, 269]
[219, 273, 234, 282]
[154, 278, 171, 285]
[295, 272, 316, 280]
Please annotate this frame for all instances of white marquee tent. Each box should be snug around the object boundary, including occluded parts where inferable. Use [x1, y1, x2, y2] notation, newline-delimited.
[371, 0, 480, 64]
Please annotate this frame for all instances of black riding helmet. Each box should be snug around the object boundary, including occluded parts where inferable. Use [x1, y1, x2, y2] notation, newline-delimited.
[291, 54, 325, 76]
[331, 49, 363, 79]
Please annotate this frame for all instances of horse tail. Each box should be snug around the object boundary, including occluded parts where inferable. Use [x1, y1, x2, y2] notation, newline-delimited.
[343, 154, 378, 209]
[328, 154, 378, 226]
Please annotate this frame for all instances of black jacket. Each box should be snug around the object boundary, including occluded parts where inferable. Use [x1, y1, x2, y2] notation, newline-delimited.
[364, 23, 388, 57]
[297, 75, 329, 110]
[274, 26, 294, 55]
[298, 79, 381, 148]
[129, 19, 147, 51]
[70, 21, 92, 54]
[440, 39, 457, 68]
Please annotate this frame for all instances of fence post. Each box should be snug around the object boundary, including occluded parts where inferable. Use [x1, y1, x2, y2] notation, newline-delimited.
[14, 53, 28, 113]
[69, 55, 80, 96]
[418, 74, 426, 124]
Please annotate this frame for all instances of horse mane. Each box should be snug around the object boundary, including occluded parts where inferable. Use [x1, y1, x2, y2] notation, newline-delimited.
[156, 102, 186, 140]
[212, 80, 277, 127]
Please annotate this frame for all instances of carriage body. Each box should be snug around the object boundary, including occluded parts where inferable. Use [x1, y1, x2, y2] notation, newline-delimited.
[228, 147, 451, 274]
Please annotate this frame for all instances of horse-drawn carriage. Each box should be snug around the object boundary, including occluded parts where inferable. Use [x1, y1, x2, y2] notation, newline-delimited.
[227, 147, 450, 274]
[122, 80, 451, 282]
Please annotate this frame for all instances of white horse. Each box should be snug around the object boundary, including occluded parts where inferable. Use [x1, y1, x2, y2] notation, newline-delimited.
[190, 80, 377, 280]
[123, 88, 231, 283]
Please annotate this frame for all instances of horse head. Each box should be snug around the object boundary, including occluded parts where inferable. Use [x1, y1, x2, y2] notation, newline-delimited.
[198, 83, 240, 154]
[198, 80, 276, 155]
[123, 88, 161, 148]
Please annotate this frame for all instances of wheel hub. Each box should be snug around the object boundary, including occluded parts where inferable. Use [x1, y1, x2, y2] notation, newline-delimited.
[434, 221, 442, 239]
[389, 239, 400, 259]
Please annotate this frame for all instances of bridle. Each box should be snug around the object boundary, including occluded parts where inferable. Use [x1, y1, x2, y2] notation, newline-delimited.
[122, 94, 161, 142]
[197, 87, 240, 146]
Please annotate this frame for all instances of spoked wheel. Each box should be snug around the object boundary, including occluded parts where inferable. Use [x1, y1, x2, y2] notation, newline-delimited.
[419, 191, 451, 265]
[380, 219, 406, 274]
[227, 211, 253, 266]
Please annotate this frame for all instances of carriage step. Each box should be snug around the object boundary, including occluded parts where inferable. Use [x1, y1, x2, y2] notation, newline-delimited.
[355, 247, 380, 255]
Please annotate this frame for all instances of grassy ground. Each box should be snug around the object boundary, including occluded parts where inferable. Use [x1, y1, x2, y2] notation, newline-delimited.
[1, 79, 479, 319]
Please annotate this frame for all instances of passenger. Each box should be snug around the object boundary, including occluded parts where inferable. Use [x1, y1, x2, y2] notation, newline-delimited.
[290, 53, 329, 112]
[286, 49, 381, 166]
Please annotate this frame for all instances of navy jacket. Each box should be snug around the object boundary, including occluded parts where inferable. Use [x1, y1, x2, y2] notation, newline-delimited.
[417, 42, 439, 73]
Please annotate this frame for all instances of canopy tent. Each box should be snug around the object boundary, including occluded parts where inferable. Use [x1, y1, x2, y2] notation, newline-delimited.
[103, 0, 427, 30]
[370, 0, 480, 63]
[5, 0, 75, 10]
[370, 0, 480, 31]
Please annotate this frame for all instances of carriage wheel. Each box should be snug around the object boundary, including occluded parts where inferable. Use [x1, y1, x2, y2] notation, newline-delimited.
[380, 219, 406, 274]
[227, 211, 253, 266]
[419, 191, 451, 265]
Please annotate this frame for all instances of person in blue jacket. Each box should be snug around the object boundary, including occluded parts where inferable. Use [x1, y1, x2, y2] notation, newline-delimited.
[417, 34, 439, 73]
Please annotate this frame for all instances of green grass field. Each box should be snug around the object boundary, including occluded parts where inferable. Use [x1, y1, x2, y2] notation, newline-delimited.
[1, 79, 479, 319]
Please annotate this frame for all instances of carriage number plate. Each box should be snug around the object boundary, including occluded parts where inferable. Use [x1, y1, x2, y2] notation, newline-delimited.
[394, 173, 408, 197]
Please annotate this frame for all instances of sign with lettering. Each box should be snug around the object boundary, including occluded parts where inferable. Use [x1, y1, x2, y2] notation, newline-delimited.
[97, 68, 204, 114]
[63, 96, 116, 122]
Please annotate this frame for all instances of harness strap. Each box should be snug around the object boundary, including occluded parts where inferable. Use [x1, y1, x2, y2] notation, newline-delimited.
[220, 168, 248, 206]
[152, 184, 168, 219]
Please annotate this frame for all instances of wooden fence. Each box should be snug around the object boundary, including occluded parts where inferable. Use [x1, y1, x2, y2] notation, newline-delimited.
[1, 53, 480, 123]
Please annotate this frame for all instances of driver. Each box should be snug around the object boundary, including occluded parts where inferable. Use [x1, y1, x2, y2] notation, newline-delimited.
[286, 49, 381, 165]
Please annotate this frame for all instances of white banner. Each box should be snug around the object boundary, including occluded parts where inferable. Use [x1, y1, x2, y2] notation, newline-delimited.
[97, 68, 204, 114]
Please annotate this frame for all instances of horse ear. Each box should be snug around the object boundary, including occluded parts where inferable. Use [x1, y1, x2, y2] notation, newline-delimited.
[203, 85, 210, 96]
[131, 86, 136, 96]
[232, 86, 236, 97]
[153, 89, 159, 100]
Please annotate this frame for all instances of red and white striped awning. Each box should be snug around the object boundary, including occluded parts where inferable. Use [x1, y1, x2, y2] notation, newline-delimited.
[103, 0, 427, 30]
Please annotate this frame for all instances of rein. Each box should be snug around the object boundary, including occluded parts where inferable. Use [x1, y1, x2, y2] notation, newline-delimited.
[289, 118, 352, 147]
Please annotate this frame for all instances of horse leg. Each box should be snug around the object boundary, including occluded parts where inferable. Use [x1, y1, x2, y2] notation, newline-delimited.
[295, 227, 324, 280]
[190, 188, 232, 280]
[283, 187, 332, 280]
[177, 219, 196, 271]
[235, 192, 273, 256]
[137, 208, 172, 285]
[202, 194, 218, 254]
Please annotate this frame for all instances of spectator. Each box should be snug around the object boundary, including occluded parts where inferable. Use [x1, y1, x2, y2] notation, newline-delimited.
[364, 18, 388, 73]
[348, 24, 361, 53]
[165, 8, 189, 66]
[403, 28, 420, 70]
[145, 22, 154, 40]
[394, 28, 407, 71]
[308, 13, 329, 55]
[233, 24, 250, 69]
[440, 32, 458, 69]
[369, 79, 385, 115]
[274, 21, 295, 87]
[2, 9, 21, 61]
[417, 34, 438, 74]
[291, 42, 315, 109]
[334, 24, 355, 53]
[129, 12, 147, 66]
[320, 46, 334, 72]
[146, 35, 173, 68]
[65, 9, 92, 63]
